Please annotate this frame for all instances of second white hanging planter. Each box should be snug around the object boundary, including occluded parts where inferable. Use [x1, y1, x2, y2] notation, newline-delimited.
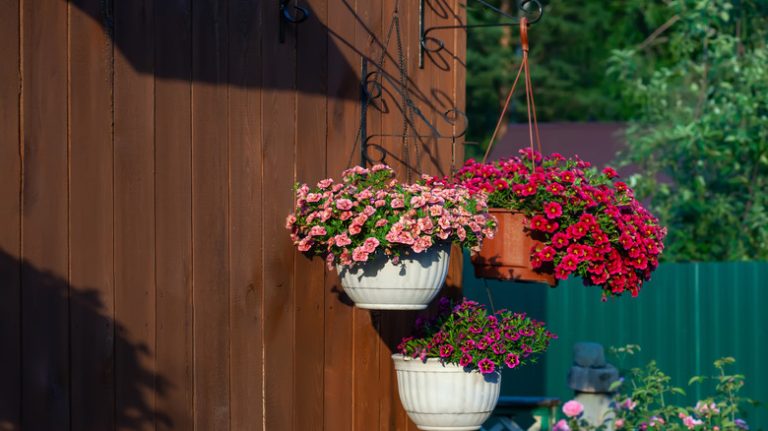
[336, 242, 450, 310]
[392, 354, 502, 430]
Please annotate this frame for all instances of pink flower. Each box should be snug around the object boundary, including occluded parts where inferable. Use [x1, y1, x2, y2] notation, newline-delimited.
[362, 237, 380, 253]
[410, 195, 427, 208]
[620, 398, 637, 411]
[562, 400, 584, 418]
[374, 199, 386, 208]
[363, 205, 376, 216]
[544, 202, 563, 219]
[285, 214, 296, 229]
[552, 419, 571, 431]
[297, 237, 313, 252]
[335, 198, 353, 210]
[682, 415, 702, 429]
[306, 193, 322, 203]
[340, 211, 353, 221]
[375, 219, 388, 228]
[308, 226, 327, 237]
[417, 217, 434, 232]
[477, 358, 495, 374]
[349, 224, 362, 235]
[317, 178, 333, 189]
[334, 233, 351, 248]
[391, 198, 405, 209]
[412, 236, 433, 253]
[429, 205, 443, 217]
[615, 418, 625, 429]
[352, 248, 369, 262]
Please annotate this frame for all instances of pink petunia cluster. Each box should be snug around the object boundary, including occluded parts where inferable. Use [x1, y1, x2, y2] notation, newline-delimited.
[451, 149, 667, 299]
[286, 165, 496, 268]
[398, 298, 556, 374]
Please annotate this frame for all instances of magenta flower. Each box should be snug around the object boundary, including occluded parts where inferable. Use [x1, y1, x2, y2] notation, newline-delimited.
[552, 419, 571, 431]
[477, 358, 495, 374]
[439, 345, 454, 358]
[504, 353, 520, 369]
[459, 353, 473, 367]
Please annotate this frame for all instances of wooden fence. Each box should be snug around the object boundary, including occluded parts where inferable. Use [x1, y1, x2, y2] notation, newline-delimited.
[0, 0, 466, 429]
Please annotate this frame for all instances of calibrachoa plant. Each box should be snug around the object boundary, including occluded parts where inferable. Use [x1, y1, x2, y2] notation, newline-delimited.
[286, 165, 496, 268]
[397, 298, 556, 374]
[553, 355, 755, 431]
[451, 149, 667, 298]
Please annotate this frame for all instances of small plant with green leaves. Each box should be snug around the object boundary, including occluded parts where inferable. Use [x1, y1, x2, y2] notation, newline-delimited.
[554, 351, 756, 431]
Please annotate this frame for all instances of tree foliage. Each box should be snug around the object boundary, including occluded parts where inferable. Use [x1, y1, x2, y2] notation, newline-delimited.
[465, 0, 668, 156]
[609, 0, 768, 261]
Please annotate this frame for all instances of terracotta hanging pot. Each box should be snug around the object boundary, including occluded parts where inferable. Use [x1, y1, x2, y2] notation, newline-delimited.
[471, 209, 556, 285]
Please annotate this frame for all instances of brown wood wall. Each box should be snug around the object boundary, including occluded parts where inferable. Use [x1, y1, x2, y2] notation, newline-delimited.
[0, 0, 466, 429]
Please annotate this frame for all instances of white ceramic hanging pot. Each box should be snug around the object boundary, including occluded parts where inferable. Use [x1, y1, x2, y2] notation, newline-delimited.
[392, 354, 501, 430]
[336, 242, 450, 310]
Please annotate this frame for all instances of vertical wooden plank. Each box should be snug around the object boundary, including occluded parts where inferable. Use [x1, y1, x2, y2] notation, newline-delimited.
[352, 0, 384, 429]
[68, 0, 115, 429]
[191, 0, 230, 428]
[228, 0, 264, 429]
[20, 0, 70, 428]
[0, 0, 20, 427]
[324, 0, 358, 429]
[113, 0, 156, 428]
[154, 0, 194, 429]
[261, 0, 297, 428]
[293, 0, 328, 429]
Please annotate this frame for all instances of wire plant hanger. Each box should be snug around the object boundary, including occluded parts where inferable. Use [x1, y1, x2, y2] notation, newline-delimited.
[482, 16, 544, 171]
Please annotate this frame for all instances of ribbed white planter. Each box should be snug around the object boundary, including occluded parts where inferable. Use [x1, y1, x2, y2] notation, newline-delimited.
[336, 242, 450, 310]
[392, 354, 501, 431]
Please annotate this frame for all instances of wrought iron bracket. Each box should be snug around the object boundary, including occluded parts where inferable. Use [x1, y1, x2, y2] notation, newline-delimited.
[419, 0, 543, 68]
[279, 0, 310, 43]
[360, 58, 469, 170]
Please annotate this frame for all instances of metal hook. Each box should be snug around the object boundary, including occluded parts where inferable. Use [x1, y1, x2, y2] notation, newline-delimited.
[279, 1, 310, 43]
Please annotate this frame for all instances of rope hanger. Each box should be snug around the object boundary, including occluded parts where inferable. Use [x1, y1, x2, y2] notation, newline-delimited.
[481, 18, 543, 165]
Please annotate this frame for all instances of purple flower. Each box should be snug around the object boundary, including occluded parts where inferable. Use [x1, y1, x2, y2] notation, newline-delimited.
[735, 419, 749, 430]
[477, 358, 495, 374]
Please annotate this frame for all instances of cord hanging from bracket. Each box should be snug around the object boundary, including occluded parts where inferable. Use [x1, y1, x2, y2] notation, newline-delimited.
[419, 0, 543, 68]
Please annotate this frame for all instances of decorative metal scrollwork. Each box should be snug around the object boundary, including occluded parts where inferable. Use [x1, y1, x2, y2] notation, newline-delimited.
[419, 0, 544, 68]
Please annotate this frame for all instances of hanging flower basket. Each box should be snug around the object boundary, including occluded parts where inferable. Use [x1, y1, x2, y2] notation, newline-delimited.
[286, 165, 496, 310]
[395, 298, 556, 429]
[470, 209, 555, 285]
[338, 242, 450, 310]
[452, 150, 666, 298]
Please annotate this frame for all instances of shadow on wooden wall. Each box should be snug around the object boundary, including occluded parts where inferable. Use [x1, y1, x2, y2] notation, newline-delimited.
[0, 249, 171, 430]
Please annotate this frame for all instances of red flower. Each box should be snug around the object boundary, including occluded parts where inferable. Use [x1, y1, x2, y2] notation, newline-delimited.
[560, 254, 579, 271]
[552, 232, 570, 249]
[602, 167, 618, 179]
[546, 183, 564, 195]
[554, 265, 571, 280]
[521, 181, 538, 196]
[530, 215, 548, 231]
[539, 246, 556, 262]
[493, 179, 508, 190]
[544, 202, 563, 219]
[560, 171, 575, 183]
[545, 221, 560, 233]
[567, 222, 588, 239]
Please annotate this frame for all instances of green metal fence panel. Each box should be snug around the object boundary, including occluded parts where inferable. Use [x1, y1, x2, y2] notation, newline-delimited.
[464, 254, 768, 430]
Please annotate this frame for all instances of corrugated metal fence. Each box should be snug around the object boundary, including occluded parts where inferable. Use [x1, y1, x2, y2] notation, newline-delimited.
[465, 257, 768, 430]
